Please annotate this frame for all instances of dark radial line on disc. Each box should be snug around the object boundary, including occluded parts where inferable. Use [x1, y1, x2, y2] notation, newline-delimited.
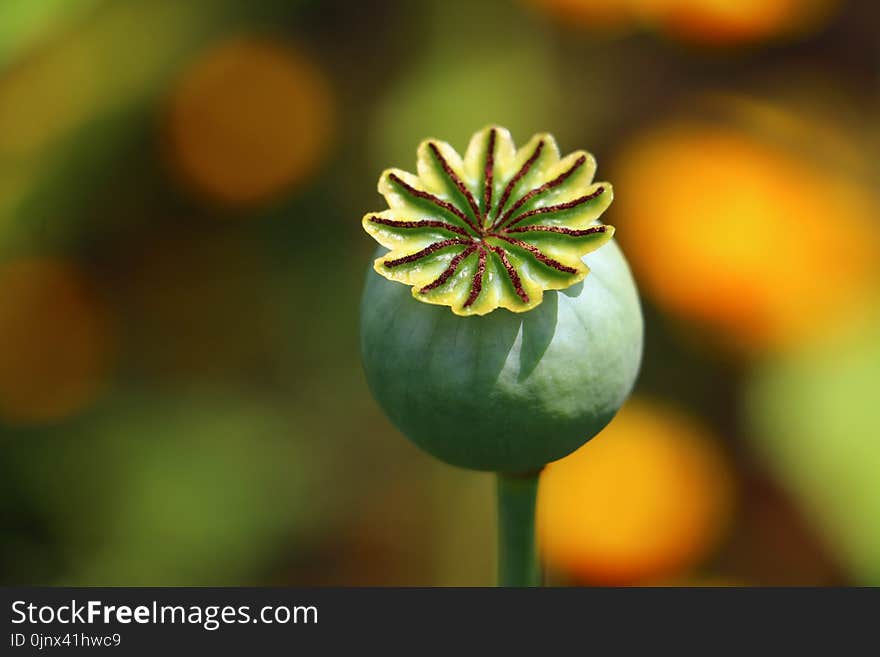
[496, 155, 587, 230]
[463, 247, 487, 307]
[504, 186, 605, 229]
[506, 224, 609, 237]
[492, 140, 545, 227]
[368, 216, 471, 237]
[383, 238, 470, 268]
[428, 142, 482, 224]
[488, 245, 529, 303]
[387, 173, 480, 234]
[492, 235, 578, 274]
[419, 244, 477, 292]
[482, 129, 496, 225]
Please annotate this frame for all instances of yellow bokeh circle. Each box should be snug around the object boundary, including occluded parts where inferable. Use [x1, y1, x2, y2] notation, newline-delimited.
[538, 400, 734, 584]
[165, 36, 334, 207]
[0, 258, 112, 425]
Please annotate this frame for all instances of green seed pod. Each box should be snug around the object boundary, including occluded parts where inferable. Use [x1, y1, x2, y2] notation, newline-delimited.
[360, 126, 643, 473]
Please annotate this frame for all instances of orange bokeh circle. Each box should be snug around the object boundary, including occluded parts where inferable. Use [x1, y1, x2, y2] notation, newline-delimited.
[612, 119, 878, 354]
[646, 0, 839, 46]
[526, 0, 840, 45]
[166, 36, 334, 207]
[0, 258, 112, 425]
[538, 400, 734, 585]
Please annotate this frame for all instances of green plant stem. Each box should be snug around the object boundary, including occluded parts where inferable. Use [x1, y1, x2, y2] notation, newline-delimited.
[496, 470, 542, 587]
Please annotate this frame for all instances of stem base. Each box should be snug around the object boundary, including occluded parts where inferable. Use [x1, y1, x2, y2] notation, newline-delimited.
[496, 471, 541, 587]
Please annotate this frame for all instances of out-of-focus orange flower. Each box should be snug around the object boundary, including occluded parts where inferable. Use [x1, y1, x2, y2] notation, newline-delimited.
[643, 0, 839, 46]
[0, 258, 112, 425]
[537, 400, 734, 585]
[612, 118, 878, 354]
[165, 35, 334, 208]
[525, 0, 840, 45]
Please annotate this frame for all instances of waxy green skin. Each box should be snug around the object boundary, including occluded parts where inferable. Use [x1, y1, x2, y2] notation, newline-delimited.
[360, 237, 643, 472]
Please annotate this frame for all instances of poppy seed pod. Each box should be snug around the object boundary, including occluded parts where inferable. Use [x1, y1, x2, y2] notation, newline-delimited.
[360, 126, 643, 473]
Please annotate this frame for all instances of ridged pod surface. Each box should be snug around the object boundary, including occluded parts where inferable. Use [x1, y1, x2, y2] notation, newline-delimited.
[360, 127, 643, 472]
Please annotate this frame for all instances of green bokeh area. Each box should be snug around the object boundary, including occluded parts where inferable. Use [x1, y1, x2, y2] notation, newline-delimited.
[747, 318, 880, 584]
[0, 0, 878, 586]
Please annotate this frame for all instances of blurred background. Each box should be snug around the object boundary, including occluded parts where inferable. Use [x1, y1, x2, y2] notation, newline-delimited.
[0, 0, 877, 586]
